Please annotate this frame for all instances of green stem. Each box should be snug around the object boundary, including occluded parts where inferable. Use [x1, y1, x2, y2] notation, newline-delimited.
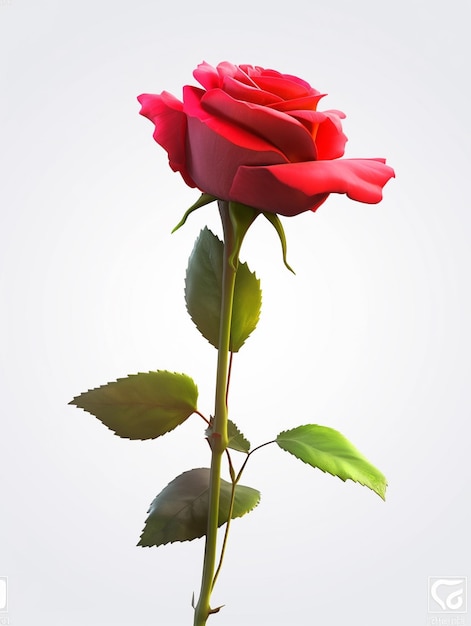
[211, 470, 237, 592]
[193, 201, 238, 626]
[211, 439, 277, 594]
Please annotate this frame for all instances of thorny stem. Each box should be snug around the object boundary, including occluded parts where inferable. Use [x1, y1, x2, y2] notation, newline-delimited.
[212, 440, 277, 595]
[193, 202, 238, 626]
[193, 201, 266, 625]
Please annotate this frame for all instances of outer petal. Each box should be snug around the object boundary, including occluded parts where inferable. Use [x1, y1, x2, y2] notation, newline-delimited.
[201, 89, 317, 162]
[230, 159, 395, 216]
[182, 86, 288, 199]
[137, 92, 196, 187]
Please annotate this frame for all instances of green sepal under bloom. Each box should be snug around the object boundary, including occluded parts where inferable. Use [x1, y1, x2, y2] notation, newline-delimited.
[138, 468, 260, 546]
[225, 202, 294, 274]
[172, 196, 294, 275]
[262, 211, 295, 274]
[276, 424, 387, 500]
[69, 371, 198, 440]
[171, 193, 218, 233]
[226, 201, 260, 270]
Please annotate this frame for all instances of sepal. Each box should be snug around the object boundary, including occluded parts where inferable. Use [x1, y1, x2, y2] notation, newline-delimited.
[172, 193, 217, 233]
[262, 212, 295, 273]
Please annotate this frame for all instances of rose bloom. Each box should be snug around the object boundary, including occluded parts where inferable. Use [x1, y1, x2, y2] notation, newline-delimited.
[138, 61, 394, 217]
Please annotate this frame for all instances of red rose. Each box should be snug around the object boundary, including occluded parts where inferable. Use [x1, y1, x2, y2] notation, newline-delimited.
[138, 61, 394, 217]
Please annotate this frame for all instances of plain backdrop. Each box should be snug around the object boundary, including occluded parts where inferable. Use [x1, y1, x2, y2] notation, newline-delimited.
[1, 1, 470, 624]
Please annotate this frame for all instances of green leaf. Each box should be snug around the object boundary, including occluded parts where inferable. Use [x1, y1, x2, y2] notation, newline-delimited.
[185, 228, 221, 348]
[227, 419, 250, 453]
[171, 193, 217, 233]
[138, 468, 260, 546]
[69, 371, 198, 440]
[276, 424, 387, 500]
[185, 228, 262, 351]
[230, 255, 262, 352]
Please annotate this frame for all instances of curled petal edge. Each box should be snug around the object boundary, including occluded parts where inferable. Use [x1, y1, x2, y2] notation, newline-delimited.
[137, 92, 197, 188]
[230, 159, 395, 217]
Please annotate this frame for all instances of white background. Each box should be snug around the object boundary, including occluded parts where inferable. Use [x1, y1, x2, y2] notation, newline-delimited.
[1, 1, 470, 624]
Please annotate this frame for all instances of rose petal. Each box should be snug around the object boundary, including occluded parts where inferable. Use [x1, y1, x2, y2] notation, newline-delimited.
[137, 92, 196, 187]
[182, 87, 288, 199]
[193, 61, 221, 90]
[246, 67, 316, 94]
[183, 86, 285, 156]
[218, 62, 258, 87]
[221, 76, 284, 106]
[278, 72, 319, 93]
[269, 94, 326, 112]
[201, 88, 317, 162]
[251, 75, 312, 99]
[230, 159, 395, 216]
[284, 109, 328, 136]
[315, 111, 348, 160]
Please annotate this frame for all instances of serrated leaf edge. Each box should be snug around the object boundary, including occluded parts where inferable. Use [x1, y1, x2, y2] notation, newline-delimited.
[184, 228, 262, 352]
[137, 468, 261, 547]
[227, 419, 251, 453]
[69, 370, 198, 441]
[276, 425, 387, 500]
